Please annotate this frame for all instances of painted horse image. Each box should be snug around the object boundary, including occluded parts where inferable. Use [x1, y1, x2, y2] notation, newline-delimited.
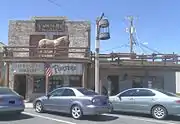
[38, 35, 70, 57]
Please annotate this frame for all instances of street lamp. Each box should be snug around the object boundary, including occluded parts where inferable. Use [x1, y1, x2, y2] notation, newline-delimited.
[95, 13, 110, 94]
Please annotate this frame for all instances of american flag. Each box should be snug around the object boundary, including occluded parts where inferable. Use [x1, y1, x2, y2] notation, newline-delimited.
[45, 63, 53, 77]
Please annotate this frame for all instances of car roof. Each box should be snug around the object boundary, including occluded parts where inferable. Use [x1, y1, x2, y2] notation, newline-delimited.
[126, 88, 153, 90]
[56, 87, 85, 90]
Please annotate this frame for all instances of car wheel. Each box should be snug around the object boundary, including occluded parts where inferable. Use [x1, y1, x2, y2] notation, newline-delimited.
[151, 105, 167, 120]
[35, 101, 44, 113]
[71, 105, 83, 119]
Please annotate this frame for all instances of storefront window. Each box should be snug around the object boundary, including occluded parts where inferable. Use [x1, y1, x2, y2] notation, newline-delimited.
[48, 75, 82, 91]
[33, 76, 45, 93]
[48, 76, 63, 92]
[132, 76, 143, 88]
[69, 76, 82, 87]
[151, 77, 164, 89]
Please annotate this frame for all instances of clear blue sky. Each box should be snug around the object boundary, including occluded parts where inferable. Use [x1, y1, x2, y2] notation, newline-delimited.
[1, 0, 180, 54]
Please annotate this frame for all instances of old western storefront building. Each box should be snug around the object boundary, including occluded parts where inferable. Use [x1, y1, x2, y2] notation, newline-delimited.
[6, 16, 90, 100]
[3, 16, 180, 101]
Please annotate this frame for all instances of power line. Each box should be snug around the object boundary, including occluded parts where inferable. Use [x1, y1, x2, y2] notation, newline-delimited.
[134, 30, 162, 54]
[100, 44, 129, 53]
[129, 18, 162, 54]
[47, 0, 61, 7]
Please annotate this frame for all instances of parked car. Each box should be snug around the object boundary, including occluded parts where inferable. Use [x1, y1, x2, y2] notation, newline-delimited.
[109, 88, 180, 120]
[0, 87, 25, 115]
[33, 87, 112, 119]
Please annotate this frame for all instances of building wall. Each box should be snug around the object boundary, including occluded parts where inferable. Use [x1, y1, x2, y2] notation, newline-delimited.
[8, 17, 91, 57]
[88, 68, 178, 94]
[176, 72, 180, 93]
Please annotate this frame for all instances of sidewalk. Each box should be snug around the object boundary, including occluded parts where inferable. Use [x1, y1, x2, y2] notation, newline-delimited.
[24, 102, 33, 109]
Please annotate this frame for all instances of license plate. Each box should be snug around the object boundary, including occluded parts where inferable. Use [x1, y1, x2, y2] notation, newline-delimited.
[9, 100, 15, 104]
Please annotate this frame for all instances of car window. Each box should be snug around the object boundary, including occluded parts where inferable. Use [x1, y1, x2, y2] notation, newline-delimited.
[120, 89, 136, 97]
[0, 88, 18, 95]
[61, 89, 76, 96]
[50, 88, 64, 96]
[156, 89, 177, 97]
[77, 88, 99, 95]
[134, 89, 155, 96]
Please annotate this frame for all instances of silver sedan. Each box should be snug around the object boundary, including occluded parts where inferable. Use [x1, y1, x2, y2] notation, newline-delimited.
[109, 88, 180, 120]
[33, 87, 112, 119]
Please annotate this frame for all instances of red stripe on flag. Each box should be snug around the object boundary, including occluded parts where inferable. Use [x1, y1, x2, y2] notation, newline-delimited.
[45, 63, 53, 77]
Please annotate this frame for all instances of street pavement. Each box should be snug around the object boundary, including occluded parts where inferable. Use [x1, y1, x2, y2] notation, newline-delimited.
[0, 108, 179, 124]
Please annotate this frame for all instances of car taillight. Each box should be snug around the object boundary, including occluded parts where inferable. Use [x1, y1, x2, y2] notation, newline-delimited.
[175, 100, 180, 103]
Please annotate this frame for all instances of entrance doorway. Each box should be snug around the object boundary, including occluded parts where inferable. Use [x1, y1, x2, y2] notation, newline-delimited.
[108, 75, 119, 95]
[14, 75, 27, 98]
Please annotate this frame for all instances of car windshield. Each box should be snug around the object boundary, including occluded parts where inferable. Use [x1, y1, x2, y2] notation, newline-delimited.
[156, 89, 178, 97]
[77, 88, 99, 96]
[0, 87, 17, 95]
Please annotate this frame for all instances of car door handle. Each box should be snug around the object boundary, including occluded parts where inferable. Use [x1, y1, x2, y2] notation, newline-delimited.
[129, 98, 134, 100]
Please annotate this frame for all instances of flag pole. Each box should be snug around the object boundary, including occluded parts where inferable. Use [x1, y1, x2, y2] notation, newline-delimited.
[45, 75, 48, 95]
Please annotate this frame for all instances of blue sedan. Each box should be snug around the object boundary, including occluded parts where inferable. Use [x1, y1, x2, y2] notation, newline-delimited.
[0, 87, 25, 115]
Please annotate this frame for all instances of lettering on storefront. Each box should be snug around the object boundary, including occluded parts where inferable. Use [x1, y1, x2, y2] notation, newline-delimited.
[12, 63, 44, 74]
[35, 20, 65, 32]
[51, 63, 83, 75]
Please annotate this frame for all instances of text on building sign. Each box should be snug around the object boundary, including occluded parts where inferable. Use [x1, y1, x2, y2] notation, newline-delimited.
[16, 63, 41, 69]
[52, 64, 77, 74]
[35, 20, 65, 32]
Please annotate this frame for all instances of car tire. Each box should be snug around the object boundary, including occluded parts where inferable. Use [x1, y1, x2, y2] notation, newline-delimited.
[151, 105, 168, 120]
[71, 105, 83, 119]
[35, 101, 44, 113]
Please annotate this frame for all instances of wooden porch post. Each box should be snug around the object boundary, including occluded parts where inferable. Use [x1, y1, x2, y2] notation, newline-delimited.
[6, 62, 9, 87]
[45, 75, 49, 95]
[82, 63, 87, 88]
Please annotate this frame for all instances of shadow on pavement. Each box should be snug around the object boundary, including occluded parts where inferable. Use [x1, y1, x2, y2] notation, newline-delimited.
[0, 113, 34, 121]
[112, 111, 180, 122]
[46, 111, 118, 121]
[166, 115, 180, 121]
[82, 115, 119, 121]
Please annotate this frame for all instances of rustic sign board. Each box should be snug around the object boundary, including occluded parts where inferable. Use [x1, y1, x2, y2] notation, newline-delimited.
[35, 20, 65, 32]
[51, 63, 83, 75]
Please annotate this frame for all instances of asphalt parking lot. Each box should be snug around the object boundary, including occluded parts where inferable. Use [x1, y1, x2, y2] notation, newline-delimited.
[0, 109, 179, 124]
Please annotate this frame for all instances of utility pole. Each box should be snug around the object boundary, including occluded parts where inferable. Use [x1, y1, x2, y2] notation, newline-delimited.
[95, 13, 110, 94]
[126, 16, 135, 53]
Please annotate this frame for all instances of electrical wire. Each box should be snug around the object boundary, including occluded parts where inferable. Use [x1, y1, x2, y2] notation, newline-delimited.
[48, 0, 61, 7]
[100, 44, 129, 53]
[134, 28, 162, 54]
